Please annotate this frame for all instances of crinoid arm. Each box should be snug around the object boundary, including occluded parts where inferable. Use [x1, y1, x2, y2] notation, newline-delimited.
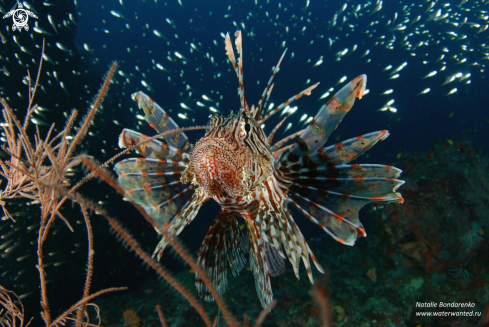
[195, 211, 247, 302]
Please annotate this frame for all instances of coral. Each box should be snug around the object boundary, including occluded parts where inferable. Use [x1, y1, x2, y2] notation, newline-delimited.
[462, 153, 489, 229]
[448, 258, 474, 284]
[122, 309, 141, 327]
[380, 140, 487, 275]
[460, 222, 485, 257]
[400, 240, 428, 262]
[366, 268, 377, 283]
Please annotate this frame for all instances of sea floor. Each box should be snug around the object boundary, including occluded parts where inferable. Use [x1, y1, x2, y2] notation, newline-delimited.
[97, 220, 488, 327]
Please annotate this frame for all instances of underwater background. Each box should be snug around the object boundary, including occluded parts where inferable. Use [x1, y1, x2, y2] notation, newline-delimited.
[1, 0, 489, 326]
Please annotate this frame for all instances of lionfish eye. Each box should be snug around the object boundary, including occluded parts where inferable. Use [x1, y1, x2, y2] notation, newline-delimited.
[245, 123, 251, 132]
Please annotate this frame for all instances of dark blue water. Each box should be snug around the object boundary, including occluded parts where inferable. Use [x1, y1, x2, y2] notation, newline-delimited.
[74, 0, 489, 159]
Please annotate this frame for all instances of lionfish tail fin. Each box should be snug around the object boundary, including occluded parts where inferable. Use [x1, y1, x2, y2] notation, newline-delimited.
[264, 242, 285, 277]
[195, 211, 247, 302]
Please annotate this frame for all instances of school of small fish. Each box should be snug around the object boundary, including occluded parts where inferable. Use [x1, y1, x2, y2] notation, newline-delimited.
[1, 0, 486, 127]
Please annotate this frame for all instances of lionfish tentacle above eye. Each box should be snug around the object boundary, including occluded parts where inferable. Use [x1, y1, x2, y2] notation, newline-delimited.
[114, 29, 404, 309]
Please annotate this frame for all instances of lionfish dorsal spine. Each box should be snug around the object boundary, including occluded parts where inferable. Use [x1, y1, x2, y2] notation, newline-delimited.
[267, 116, 287, 145]
[225, 30, 249, 113]
[254, 48, 287, 120]
[259, 82, 319, 125]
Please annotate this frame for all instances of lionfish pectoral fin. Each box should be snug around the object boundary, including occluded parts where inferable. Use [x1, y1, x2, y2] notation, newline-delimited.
[279, 75, 366, 165]
[195, 211, 247, 302]
[131, 91, 191, 152]
[257, 200, 317, 285]
[118, 128, 190, 163]
[312, 130, 390, 166]
[152, 189, 209, 261]
[114, 156, 196, 252]
[288, 166, 404, 245]
[245, 218, 274, 308]
[280, 130, 392, 171]
[264, 242, 285, 277]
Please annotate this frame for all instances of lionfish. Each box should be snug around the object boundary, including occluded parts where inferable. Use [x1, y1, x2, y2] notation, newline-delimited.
[114, 31, 404, 307]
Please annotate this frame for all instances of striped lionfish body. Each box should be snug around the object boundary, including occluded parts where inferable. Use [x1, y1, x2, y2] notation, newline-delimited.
[114, 31, 404, 307]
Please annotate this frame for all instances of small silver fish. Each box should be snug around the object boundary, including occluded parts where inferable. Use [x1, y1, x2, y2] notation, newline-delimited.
[55, 42, 72, 55]
[47, 14, 58, 34]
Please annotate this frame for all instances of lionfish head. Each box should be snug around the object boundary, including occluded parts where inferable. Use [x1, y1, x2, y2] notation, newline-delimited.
[187, 108, 272, 202]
